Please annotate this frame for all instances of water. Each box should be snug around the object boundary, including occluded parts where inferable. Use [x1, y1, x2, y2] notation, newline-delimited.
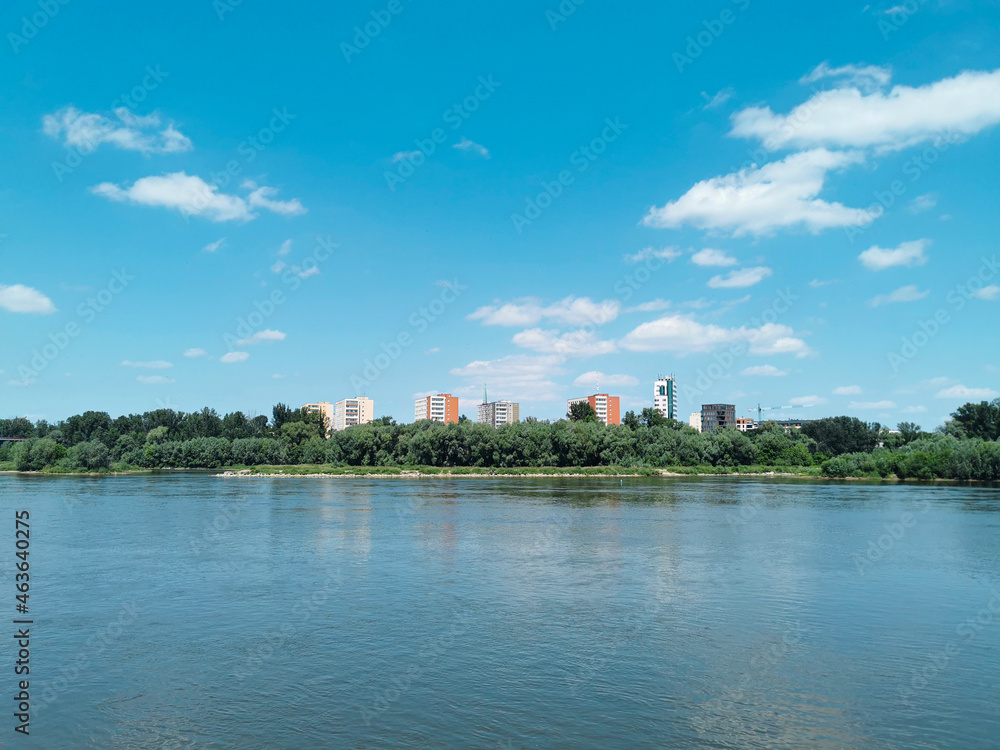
[2, 474, 999, 749]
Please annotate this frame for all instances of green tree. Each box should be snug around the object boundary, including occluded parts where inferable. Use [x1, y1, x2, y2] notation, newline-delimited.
[621, 410, 641, 430]
[802, 416, 881, 456]
[567, 401, 598, 422]
[950, 399, 1000, 441]
[640, 407, 669, 428]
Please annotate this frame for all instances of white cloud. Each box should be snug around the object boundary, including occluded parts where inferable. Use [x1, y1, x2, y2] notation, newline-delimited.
[708, 267, 773, 289]
[799, 61, 892, 92]
[278, 239, 293, 255]
[625, 299, 672, 313]
[742, 365, 789, 377]
[972, 285, 1000, 301]
[691, 248, 738, 267]
[869, 285, 929, 307]
[903, 405, 927, 413]
[270, 260, 286, 274]
[91, 172, 304, 222]
[453, 138, 490, 158]
[450, 354, 566, 401]
[121, 360, 173, 369]
[184, 348, 209, 358]
[42, 106, 192, 155]
[833, 385, 862, 395]
[702, 87, 735, 110]
[790, 395, 824, 406]
[468, 296, 620, 327]
[936, 385, 998, 399]
[730, 68, 1000, 152]
[235, 329, 286, 346]
[511, 328, 617, 357]
[573, 371, 639, 388]
[272, 373, 286, 379]
[850, 400, 897, 409]
[246, 185, 307, 216]
[136, 375, 175, 385]
[809, 278, 838, 288]
[7, 378, 36, 387]
[643, 149, 871, 236]
[0, 284, 56, 314]
[624, 246, 682, 264]
[858, 239, 929, 270]
[908, 193, 937, 213]
[202, 238, 225, 253]
[221, 351, 249, 363]
[619, 314, 811, 358]
[392, 150, 422, 163]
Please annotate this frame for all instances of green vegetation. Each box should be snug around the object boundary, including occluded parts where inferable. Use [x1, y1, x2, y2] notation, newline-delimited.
[1, 399, 998, 480]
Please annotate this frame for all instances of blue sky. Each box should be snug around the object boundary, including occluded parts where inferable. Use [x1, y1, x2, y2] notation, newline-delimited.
[2, 0, 999, 428]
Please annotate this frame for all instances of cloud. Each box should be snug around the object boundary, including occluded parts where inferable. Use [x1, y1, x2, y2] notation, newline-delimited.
[468, 296, 620, 327]
[453, 138, 490, 158]
[235, 329, 286, 346]
[624, 246, 682, 264]
[511, 328, 617, 357]
[858, 239, 929, 270]
[833, 385, 862, 395]
[789, 395, 824, 406]
[121, 360, 173, 369]
[643, 149, 871, 236]
[272, 373, 286, 379]
[799, 61, 892, 92]
[7, 378, 36, 387]
[184, 348, 209, 358]
[90, 172, 304, 222]
[742, 365, 789, 377]
[278, 239, 292, 255]
[270, 261, 286, 274]
[392, 150, 422, 163]
[136, 375, 175, 385]
[869, 285, 929, 307]
[625, 299, 672, 313]
[809, 279, 838, 288]
[936, 385, 998, 399]
[903, 405, 927, 413]
[850, 400, 897, 409]
[0, 284, 56, 314]
[221, 351, 249, 363]
[246, 184, 307, 216]
[42, 106, 192, 155]
[908, 193, 937, 213]
[202, 238, 225, 253]
[730, 68, 1000, 152]
[691, 248, 738, 267]
[450, 354, 566, 401]
[972, 285, 1000, 301]
[708, 267, 773, 289]
[619, 314, 811, 357]
[702, 87, 735, 110]
[573, 371, 639, 388]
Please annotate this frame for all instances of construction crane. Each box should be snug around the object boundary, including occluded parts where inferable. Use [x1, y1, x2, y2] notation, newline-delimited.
[749, 403, 815, 423]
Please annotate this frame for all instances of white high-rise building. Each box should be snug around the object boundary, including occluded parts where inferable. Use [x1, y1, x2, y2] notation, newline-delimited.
[478, 400, 520, 428]
[688, 412, 702, 433]
[302, 402, 335, 436]
[653, 375, 677, 421]
[414, 394, 460, 424]
[333, 397, 374, 432]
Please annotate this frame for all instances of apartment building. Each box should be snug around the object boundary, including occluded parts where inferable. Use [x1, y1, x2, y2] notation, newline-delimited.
[333, 396, 374, 432]
[568, 393, 621, 426]
[688, 412, 702, 433]
[301, 402, 335, 435]
[700, 403, 736, 433]
[735, 418, 757, 432]
[415, 393, 460, 425]
[653, 375, 677, 421]
[478, 400, 520, 429]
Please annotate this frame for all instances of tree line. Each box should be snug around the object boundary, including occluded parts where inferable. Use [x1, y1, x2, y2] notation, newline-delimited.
[1, 399, 998, 479]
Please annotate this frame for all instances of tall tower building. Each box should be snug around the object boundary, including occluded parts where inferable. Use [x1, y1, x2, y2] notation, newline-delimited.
[415, 394, 460, 425]
[653, 375, 677, 421]
[567, 394, 621, 426]
[478, 386, 520, 428]
[333, 397, 375, 432]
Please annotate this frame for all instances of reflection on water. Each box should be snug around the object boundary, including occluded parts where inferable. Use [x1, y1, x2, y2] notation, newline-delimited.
[4, 474, 999, 749]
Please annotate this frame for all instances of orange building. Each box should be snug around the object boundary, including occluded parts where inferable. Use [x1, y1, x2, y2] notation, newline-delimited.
[415, 393, 460, 424]
[568, 394, 620, 426]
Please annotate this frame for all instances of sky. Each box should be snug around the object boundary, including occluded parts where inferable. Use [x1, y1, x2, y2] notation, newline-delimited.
[2, 0, 999, 428]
